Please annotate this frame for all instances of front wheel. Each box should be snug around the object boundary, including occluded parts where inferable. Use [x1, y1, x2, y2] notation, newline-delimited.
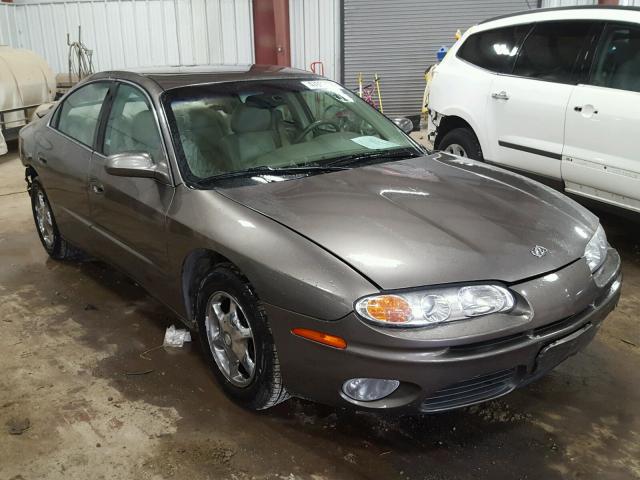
[196, 265, 289, 410]
[439, 127, 483, 161]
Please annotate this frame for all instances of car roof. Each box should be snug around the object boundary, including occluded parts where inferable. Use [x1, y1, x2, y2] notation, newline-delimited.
[475, 5, 640, 32]
[92, 64, 321, 91]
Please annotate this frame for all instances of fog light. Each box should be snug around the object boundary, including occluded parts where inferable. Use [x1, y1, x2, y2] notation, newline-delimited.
[342, 378, 400, 401]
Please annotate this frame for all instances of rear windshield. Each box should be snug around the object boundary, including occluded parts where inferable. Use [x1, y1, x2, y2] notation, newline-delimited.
[162, 79, 415, 183]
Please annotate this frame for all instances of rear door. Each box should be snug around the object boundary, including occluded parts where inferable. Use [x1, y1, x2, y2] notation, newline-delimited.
[487, 21, 596, 181]
[562, 22, 640, 213]
[35, 81, 111, 248]
[89, 81, 174, 287]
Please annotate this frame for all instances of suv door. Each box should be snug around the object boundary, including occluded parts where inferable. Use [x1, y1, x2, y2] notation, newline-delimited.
[562, 22, 640, 213]
[486, 21, 596, 181]
[89, 82, 174, 287]
[36, 81, 111, 248]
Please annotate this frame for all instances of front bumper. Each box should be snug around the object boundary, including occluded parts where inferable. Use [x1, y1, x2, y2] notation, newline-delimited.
[268, 249, 621, 412]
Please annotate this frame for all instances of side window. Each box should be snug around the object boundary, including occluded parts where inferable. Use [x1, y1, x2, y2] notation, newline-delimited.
[457, 25, 530, 73]
[55, 82, 110, 147]
[591, 24, 640, 93]
[103, 84, 163, 161]
[513, 21, 594, 84]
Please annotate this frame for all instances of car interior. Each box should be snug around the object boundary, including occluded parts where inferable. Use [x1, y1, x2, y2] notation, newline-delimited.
[171, 89, 380, 179]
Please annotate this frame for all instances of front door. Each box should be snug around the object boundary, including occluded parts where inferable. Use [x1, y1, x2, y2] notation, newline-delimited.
[35, 82, 111, 248]
[562, 23, 640, 213]
[88, 82, 174, 287]
[487, 21, 595, 181]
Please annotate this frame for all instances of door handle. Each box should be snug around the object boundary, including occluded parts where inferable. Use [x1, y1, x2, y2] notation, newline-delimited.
[90, 183, 104, 194]
[491, 91, 510, 100]
[37, 155, 47, 164]
[574, 105, 598, 115]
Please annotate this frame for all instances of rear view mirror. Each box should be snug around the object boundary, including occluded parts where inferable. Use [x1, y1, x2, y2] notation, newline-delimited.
[105, 152, 170, 184]
[391, 117, 414, 134]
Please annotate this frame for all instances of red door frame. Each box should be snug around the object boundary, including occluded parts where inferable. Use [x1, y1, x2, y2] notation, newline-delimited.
[253, 0, 291, 66]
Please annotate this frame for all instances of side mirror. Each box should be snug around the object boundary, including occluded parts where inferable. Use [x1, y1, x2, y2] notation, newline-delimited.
[105, 152, 170, 184]
[391, 117, 414, 134]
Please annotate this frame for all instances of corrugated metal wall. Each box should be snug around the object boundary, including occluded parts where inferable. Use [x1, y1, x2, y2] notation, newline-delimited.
[0, 3, 17, 46]
[289, 0, 341, 81]
[540, 0, 596, 7]
[1, 0, 254, 75]
[343, 0, 536, 117]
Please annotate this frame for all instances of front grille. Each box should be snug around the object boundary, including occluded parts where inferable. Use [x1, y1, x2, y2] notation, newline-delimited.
[421, 368, 518, 413]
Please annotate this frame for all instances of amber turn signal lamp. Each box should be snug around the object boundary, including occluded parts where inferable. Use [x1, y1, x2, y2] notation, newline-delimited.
[291, 328, 347, 349]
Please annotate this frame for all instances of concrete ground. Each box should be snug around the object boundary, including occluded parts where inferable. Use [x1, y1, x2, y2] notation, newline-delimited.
[0, 142, 638, 480]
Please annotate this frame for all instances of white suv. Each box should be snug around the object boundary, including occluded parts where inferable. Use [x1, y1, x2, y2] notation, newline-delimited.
[427, 6, 640, 214]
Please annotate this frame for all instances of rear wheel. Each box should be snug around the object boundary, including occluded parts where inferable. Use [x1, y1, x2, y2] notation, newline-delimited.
[439, 127, 483, 161]
[196, 265, 289, 410]
[30, 181, 84, 260]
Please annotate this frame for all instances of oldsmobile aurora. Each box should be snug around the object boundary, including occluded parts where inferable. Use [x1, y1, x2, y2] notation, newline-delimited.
[19, 66, 621, 412]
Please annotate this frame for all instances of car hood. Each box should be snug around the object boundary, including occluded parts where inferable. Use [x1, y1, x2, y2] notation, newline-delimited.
[220, 153, 598, 290]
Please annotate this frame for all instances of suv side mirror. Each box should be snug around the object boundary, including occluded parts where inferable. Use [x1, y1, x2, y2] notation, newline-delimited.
[105, 152, 170, 184]
[391, 117, 414, 134]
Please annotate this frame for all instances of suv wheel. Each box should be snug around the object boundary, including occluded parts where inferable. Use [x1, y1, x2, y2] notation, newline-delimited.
[31, 181, 85, 260]
[439, 127, 483, 161]
[196, 265, 289, 410]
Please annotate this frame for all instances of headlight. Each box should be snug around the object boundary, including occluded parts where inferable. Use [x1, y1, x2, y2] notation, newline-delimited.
[355, 284, 515, 328]
[584, 224, 608, 273]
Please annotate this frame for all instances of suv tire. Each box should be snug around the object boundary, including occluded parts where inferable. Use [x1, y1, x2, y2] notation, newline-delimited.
[439, 127, 484, 161]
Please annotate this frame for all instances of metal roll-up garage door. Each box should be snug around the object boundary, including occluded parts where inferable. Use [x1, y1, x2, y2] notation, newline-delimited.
[343, 0, 536, 118]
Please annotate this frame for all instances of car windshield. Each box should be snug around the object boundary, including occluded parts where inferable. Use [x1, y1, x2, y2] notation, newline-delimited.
[162, 78, 419, 184]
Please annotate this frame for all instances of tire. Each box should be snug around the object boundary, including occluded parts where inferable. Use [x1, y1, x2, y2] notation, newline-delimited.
[30, 181, 85, 261]
[439, 127, 484, 161]
[196, 264, 289, 410]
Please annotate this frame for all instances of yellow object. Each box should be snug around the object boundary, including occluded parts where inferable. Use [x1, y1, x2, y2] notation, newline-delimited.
[455, 29, 462, 40]
[374, 73, 383, 114]
[421, 64, 436, 120]
[357, 72, 363, 98]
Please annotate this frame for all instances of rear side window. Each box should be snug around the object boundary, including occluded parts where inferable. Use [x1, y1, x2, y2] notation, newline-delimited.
[591, 23, 640, 93]
[513, 21, 594, 84]
[457, 25, 530, 73]
[55, 82, 110, 147]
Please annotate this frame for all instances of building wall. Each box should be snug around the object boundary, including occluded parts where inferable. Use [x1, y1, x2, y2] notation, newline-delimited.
[0, 2, 17, 46]
[342, 0, 536, 117]
[289, 0, 341, 80]
[540, 0, 597, 6]
[0, 0, 254, 74]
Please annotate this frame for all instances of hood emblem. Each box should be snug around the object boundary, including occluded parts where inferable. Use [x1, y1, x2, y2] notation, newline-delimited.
[530, 245, 548, 258]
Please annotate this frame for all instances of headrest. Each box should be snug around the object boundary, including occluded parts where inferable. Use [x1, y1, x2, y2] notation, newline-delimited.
[231, 104, 271, 133]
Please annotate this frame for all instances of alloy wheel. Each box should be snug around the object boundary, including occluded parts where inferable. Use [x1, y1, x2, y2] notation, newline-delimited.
[204, 291, 256, 387]
[35, 190, 55, 249]
[444, 143, 468, 157]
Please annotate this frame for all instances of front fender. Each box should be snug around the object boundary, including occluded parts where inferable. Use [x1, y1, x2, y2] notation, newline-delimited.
[166, 186, 378, 321]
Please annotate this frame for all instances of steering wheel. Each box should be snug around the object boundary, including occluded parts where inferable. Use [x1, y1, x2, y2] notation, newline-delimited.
[294, 120, 340, 143]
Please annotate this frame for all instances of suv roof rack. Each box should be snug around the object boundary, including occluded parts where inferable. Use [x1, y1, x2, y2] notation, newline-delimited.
[481, 5, 640, 25]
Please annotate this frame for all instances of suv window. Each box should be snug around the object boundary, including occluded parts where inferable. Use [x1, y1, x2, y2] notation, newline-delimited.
[55, 82, 110, 147]
[513, 21, 593, 84]
[457, 25, 530, 73]
[103, 84, 163, 161]
[591, 23, 640, 93]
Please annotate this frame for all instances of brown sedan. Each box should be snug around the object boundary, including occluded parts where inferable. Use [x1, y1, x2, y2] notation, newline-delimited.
[19, 66, 621, 412]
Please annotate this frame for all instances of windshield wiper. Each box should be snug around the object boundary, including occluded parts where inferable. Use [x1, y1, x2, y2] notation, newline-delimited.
[325, 147, 422, 167]
[197, 165, 349, 185]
